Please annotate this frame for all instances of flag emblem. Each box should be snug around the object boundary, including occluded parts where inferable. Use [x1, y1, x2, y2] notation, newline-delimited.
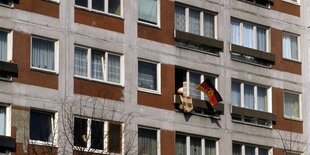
[196, 79, 223, 107]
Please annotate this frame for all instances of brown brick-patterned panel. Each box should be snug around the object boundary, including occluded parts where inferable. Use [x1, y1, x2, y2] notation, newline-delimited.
[13, 143, 58, 155]
[271, 28, 301, 75]
[161, 130, 175, 155]
[12, 31, 58, 89]
[138, 64, 175, 110]
[273, 148, 284, 155]
[272, 87, 303, 133]
[74, 78, 124, 101]
[15, 0, 59, 18]
[75, 8, 124, 33]
[137, 0, 174, 45]
[271, 0, 300, 17]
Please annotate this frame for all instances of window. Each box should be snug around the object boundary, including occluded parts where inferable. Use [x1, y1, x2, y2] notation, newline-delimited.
[231, 19, 269, 52]
[74, 46, 123, 85]
[282, 32, 299, 61]
[231, 80, 270, 112]
[284, 91, 301, 120]
[0, 106, 7, 136]
[75, 0, 122, 16]
[31, 36, 58, 72]
[73, 117, 122, 153]
[175, 4, 216, 38]
[138, 0, 159, 25]
[0, 0, 13, 6]
[138, 127, 160, 155]
[175, 134, 217, 155]
[233, 143, 270, 155]
[0, 29, 12, 62]
[188, 72, 216, 101]
[138, 60, 160, 92]
[30, 110, 55, 143]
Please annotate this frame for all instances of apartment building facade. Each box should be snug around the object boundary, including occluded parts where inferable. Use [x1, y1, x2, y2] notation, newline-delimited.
[0, 0, 308, 155]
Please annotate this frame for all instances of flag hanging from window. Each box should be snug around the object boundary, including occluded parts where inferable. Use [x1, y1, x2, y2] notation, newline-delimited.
[196, 79, 223, 107]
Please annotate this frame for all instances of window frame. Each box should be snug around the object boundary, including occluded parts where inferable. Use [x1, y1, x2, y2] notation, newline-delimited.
[232, 142, 271, 155]
[137, 59, 161, 94]
[231, 19, 270, 52]
[138, 0, 161, 27]
[282, 32, 300, 61]
[0, 28, 13, 62]
[29, 109, 57, 146]
[282, 0, 300, 5]
[283, 90, 302, 121]
[30, 35, 59, 73]
[138, 126, 161, 155]
[0, 104, 11, 137]
[74, 45, 124, 86]
[74, 0, 123, 18]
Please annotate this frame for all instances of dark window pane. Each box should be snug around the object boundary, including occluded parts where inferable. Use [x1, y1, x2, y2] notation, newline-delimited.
[138, 61, 157, 90]
[190, 137, 201, 155]
[92, 0, 105, 12]
[75, 0, 88, 7]
[233, 143, 242, 155]
[74, 117, 87, 147]
[108, 123, 122, 153]
[0, 0, 9, 5]
[138, 128, 157, 155]
[30, 111, 53, 142]
[90, 120, 104, 149]
[108, 0, 121, 15]
[175, 134, 186, 155]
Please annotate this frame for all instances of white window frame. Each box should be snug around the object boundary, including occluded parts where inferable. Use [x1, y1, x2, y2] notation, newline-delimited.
[74, 0, 123, 18]
[282, 32, 300, 61]
[138, 0, 161, 27]
[282, 0, 300, 5]
[30, 35, 59, 73]
[0, 104, 11, 137]
[74, 45, 124, 86]
[138, 126, 161, 155]
[283, 91, 302, 120]
[233, 142, 272, 155]
[0, 28, 13, 62]
[73, 117, 124, 154]
[29, 110, 58, 146]
[137, 59, 161, 94]
[231, 19, 270, 52]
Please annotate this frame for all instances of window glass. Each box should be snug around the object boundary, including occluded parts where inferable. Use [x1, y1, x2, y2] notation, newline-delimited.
[138, 61, 157, 91]
[0, 106, 6, 136]
[245, 146, 255, 155]
[190, 137, 201, 155]
[75, 0, 88, 7]
[232, 143, 242, 155]
[92, 0, 105, 12]
[231, 81, 241, 107]
[257, 87, 267, 111]
[30, 111, 53, 142]
[91, 50, 104, 80]
[108, 0, 121, 15]
[138, 0, 158, 24]
[189, 72, 201, 99]
[108, 123, 122, 153]
[205, 139, 216, 155]
[189, 9, 200, 35]
[204, 13, 214, 38]
[231, 20, 240, 45]
[259, 148, 269, 155]
[284, 92, 300, 118]
[244, 84, 254, 109]
[175, 6, 185, 31]
[90, 120, 104, 150]
[74, 117, 88, 147]
[31, 37, 55, 71]
[108, 54, 121, 83]
[257, 27, 267, 51]
[283, 33, 298, 60]
[175, 135, 186, 155]
[138, 128, 157, 155]
[74, 47, 88, 77]
[0, 31, 7, 62]
[243, 23, 253, 48]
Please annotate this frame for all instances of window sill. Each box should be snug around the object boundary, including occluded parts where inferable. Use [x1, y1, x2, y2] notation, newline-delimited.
[282, 0, 300, 6]
[232, 119, 272, 129]
[282, 57, 301, 63]
[138, 87, 161, 95]
[29, 140, 57, 147]
[74, 75, 124, 87]
[231, 106, 276, 125]
[284, 116, 302, 122]
[138, 21, 161, 29]
[30, 67, 58, 75]
[74, 6, 124, 19]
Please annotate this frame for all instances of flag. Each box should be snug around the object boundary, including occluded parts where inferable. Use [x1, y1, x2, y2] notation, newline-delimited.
[196, 79, 223, 107]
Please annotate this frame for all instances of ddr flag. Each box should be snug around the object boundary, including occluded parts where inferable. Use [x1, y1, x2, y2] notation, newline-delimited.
[196, 79, 223, 107]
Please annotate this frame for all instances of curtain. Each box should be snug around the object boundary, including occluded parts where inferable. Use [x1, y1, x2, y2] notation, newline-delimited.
[244, 84, 254, 109]
[232, 144, 241, 155]
[257, 87, 267, 111]
[243, 23, 253, 48]
[190, 137, 201, 155]
[190, 72, 201, 99]
[108, 0, 121, 15]
[231, 20, 240, 45]
[138, 61, 157, 90]
[175, 135, 186, 155]
[290, 34, 298, 60]
[282, 33, 291, 58]
[204, 13, 214, 38]
[91, 50, 104, 80]
[0, 31, 7, 61]
[32, 38, 55, 70]
[283, 33, 298, 60]
[74, 47, 88, 77]
[231, 81, 241, 107]
[138, 128, 157, 155]
[0, 107, 5, 135]
[92, 0, 105, 12]
[175, 5, 185, 31]
[108, 54, 120, 83]
[205, 139, 216, 155]
[245, 146, 255, 155]
[138, 0, 157, 24]
[257, 27, 266, 51]
[189, 9, 200, 35]
[284, 92, 300, 118]
[259, 148, 269, 155]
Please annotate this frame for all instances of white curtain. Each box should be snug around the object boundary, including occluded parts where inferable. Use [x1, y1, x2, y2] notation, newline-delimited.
[257, 87, 267, 111]
[243, 23, 253, 48]
[107, 54, 120, 83]
[91, 51, 104, 80]
[283, 33, 298, 60]
[284, 92, 300, 118]
[0, 107, 5, 135]
[175, 135, 186, 155]
[257, 27, 266, 51]
[138, 128, 157, 155]
[231, 20, 240, 45]
[138, 0, 157, 24]
[204, 13, 214, 38]
[175, 5, 185, 31]
[231, 81, 241, 107]
[92, 0, 105, 12]
[233, 144, 242, 155]
[189, 9, 200, 35]
[0, 31, 7, 61]
[245, 146, 255, 155]
[190, 137, 201, 155]
[32, 38, 55, 70]
[190, 73, 201, 99]
[205, 139, 216, 155]
[74, 47, 88, 77]
[138, 61, 157, 90]
[244, 84, 254, 109]
[108, 0, 121, 15]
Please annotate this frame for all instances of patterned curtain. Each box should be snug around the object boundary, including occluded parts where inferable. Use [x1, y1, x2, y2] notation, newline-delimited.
[204, 13, 214, 38]
[32, 37, 55, 70]
[74, 47, 88, 77]
[138, 128, 157, 155]
[175, 5, 185, 31]
[189, 9, 200, 35]
[108, 54, 120, 83]
[91, 50, 104, 80]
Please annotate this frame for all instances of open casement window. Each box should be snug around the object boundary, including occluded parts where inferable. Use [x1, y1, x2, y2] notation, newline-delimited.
[138, 60, 160, 93]
[138, 127, 160, 155]
[0, 106, 8, 136]
[282, 32, 299, 61]
[74, 46, 123, 85]
[29, 110, 55, 143]
[175, 133, 218, 155]
[233, 143, 270, 155]
[75, 0, 122, 16]
[138, 0, 160, 26]
[284, 91, 301, 120]
[73, 117, 122, 153]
